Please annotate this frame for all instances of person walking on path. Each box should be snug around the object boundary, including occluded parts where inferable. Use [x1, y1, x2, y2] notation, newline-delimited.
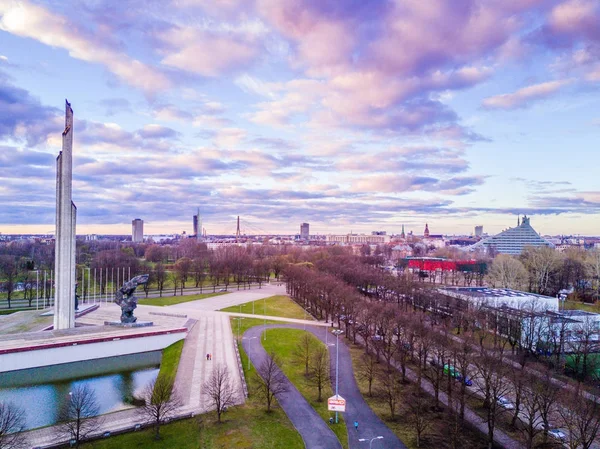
[206, 353, 210, 360]
[354, 421, 358, 432]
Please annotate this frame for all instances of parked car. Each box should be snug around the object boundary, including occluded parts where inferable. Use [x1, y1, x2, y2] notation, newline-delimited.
[547, 428, 566, 441]
[496, 397, 515, 410]
[443, 365, 473, 386]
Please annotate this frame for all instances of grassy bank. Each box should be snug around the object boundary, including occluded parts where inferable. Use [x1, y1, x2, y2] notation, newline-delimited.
[157, 340, 184, 384]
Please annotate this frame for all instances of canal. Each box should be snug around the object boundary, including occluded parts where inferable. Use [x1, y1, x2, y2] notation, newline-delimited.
[0, 351, 161, 430]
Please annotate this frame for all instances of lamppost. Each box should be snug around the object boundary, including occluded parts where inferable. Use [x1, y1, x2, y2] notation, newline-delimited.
[358, 436, 384, 448]
[234, 317, 244, 341]
[263, 296, 267, 341]
[332, 329, 344, 423]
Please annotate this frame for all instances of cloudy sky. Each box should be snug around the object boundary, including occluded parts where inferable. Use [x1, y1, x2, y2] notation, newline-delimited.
[0, 0, 599, 237]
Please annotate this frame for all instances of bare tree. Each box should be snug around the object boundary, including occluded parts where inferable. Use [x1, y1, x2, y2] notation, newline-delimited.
[0, 401, 26, 449]
[535, 368, 560, 444]
[474, 351, 512, 449]
[139, 376, 181, 440]
[56, 384, 102, 447]
[406, 385, 432, 448]
[357, 353, 377, 397]
[376, 367, 402, 420]
[255, 352, 288, 412]
[517, 377, 543, 449]
[487, 254, 528, 290]
[202, 365, 238, 423]
[293, 333, 314, 376]
[520, 246, 560, 295]
[307, 346, 329, 402]
[559, 387, 600, 449]
[174, 257, 193, 289]
[155, 262, 166, 297]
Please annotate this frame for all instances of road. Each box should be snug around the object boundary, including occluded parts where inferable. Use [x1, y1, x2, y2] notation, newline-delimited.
[243, 324, 406, 449]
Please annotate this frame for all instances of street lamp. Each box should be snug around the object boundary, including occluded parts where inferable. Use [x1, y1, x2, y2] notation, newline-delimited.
[332, 329, 344, 424]
[358, 436, 384, 448]
[234, 317, 244, 341]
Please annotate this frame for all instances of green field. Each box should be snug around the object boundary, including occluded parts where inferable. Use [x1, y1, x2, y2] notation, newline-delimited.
[138, 292, 227, 307]
[220, 295, 314, 321]
[563, 300, 600, 313]
[82, 403, 304, 449]
[262, 328, 348, 449]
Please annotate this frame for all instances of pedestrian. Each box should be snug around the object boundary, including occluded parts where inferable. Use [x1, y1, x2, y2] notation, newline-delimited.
[354, 420, 358, 432]
[209, 353, 212, 360]
[206, 353, 209, 361]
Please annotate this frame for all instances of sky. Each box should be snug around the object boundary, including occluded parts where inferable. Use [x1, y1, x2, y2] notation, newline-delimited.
[0, 0, 599, 237]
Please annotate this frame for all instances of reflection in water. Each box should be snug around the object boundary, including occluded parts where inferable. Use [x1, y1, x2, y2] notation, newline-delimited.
[0, 353, 160, 430]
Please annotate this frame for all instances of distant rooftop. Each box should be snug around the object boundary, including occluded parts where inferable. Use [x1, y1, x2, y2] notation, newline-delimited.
[445, 287, 554, 300]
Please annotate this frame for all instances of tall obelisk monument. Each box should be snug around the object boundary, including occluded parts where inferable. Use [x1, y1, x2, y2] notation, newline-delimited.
[54, 100, 77, 330]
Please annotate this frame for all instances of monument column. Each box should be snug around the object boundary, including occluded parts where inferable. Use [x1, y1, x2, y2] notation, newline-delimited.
[54, 100, 76, 330]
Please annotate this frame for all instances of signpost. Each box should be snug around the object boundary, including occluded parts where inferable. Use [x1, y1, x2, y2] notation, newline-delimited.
[328, 395, 346, 412]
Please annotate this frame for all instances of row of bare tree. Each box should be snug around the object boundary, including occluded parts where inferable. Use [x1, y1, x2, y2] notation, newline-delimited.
[284, 257, 600, 449]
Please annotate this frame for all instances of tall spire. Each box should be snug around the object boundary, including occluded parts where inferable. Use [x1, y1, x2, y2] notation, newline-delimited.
[400, 224, 405, 239]
[424, 223, 430, 238]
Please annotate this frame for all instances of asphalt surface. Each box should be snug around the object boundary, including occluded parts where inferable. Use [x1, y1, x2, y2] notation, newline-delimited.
[243, 324, 406, 449]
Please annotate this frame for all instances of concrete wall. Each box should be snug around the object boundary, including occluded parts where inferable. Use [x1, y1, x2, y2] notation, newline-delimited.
[0, 330, 186, 373]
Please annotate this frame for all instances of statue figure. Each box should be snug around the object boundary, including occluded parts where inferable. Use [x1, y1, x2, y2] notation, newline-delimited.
[114, 274, 149, 324]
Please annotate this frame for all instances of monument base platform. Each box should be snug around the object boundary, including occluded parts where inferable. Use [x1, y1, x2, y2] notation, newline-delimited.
[104, 321, 154, 328]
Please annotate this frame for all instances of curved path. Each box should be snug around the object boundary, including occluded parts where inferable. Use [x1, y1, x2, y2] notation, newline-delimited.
[243, 324, 406, 449]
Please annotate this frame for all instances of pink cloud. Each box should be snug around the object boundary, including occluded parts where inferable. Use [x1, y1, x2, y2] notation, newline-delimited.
[482, 79, 572, 109]
[0, 1, 169, 93]
[159, 26, 259, 76]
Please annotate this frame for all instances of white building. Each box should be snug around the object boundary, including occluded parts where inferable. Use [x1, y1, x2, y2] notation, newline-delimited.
[439, 287, 558, 312]
[327, 234, 391, 244]
[468, 215, 553, 255]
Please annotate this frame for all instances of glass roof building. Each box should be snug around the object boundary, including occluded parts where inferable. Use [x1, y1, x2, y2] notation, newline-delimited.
[468, 215, 554, 255]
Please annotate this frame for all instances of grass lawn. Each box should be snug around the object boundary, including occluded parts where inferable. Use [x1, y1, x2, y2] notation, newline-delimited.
[157, 340, 184, 383]
[0, 308, 33, 315]
[262, 328, 349, 449]
[347, 343, 489, 449]
[563, 300, 600, 313]
[139, 292, 227, 307]
[82, 402, 304, 449]
[220, 295, 314, 321]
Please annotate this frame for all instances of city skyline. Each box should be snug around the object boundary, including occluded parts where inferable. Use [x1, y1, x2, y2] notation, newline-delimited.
[1, 1, 599, 236]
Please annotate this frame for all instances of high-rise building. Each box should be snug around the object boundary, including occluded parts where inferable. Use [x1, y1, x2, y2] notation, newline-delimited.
[193, 214, 199, 236]
[132, 218, 144, 242]
[300, 223, 310, 240]
[475, 225, 483, 237]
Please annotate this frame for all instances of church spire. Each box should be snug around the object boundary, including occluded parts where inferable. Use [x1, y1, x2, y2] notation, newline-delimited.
[400, 224, 405, 239]
[424, 223, 430, 238]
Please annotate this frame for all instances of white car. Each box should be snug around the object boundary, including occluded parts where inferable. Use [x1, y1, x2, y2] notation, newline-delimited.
[547, 428, 566, 441]
[496, 397, 515, 410]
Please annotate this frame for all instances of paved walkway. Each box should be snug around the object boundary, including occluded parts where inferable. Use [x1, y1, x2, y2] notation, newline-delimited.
[170, 283, 286, 311]
[243, 324, 343, 449]
[244, 324, 406, 449]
